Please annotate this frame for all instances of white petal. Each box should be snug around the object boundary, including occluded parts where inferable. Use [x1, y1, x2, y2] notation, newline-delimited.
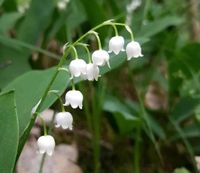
[108, 36, 125, 55]
[38, 149, 45, 154]
[69, 59, 87, 78]
[92, 50, 110, 67]
[47, 150, 53, 156]
[126, 41, 143, 60]
[64, 90, 83, 109]
[37, 135, 55, 156]
[55, 124, 60, 128]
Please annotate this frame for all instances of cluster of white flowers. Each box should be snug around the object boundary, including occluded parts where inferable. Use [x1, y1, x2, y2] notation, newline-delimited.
[36, 22, 143, 156]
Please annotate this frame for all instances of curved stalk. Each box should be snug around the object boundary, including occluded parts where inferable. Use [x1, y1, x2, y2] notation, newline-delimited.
[17, 19, 126, 160]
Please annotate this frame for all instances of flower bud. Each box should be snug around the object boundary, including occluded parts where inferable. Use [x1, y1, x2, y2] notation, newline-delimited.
[69, 59, 87, 78]
[64, 90, 83, 109]
[126, 41, 143, 60]
[55, 112, 73, 130]
[108, 36, 125, 55]
[92, 50, 110, 68]
[37, 135, 55, 156]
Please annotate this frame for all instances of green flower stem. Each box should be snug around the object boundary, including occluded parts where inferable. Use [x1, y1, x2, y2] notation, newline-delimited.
[38, 153, 46, 173]
[71, 79, 75, 90]
[48, 90, 65, 112]
[113, 22, 134, 41]
[88, 31, 102, 49]
[111, 24, 119, 36]
[70, 45, 78, 59]
[76, 43, 92, 63]
[134, 124, 141, 173]
[92, 79, 105, 173]
[39, 117, 47, 136]
[17, 20, 126, 160]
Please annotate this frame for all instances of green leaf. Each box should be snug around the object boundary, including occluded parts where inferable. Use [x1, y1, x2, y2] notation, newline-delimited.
[100, 52, 126, 74]
[172, 124, 200, 140]
[168, 43, 200, 94]
[0, 45, 31, 89]
[177, 43, 200, 73]
[147, 115, 166, 140]
[0, 12, 22, 34]
[3, 67, 70, 137]
[0, 0, 57, 88]
[103, 95, 139, 134]
[171, 97, 200, 124]
[138, 16, 183, 38]
[17, 0, 56, 45]
[0, 0, 4, 6]
[47, 0, 87, 42]
[169, 116, 197, 171]
[80, 0, 107, 40]
[0, 35, 60, 59]
[2, 0, 17, 11]
[174, 167, 191, 173]
[0, 91, 19, 173]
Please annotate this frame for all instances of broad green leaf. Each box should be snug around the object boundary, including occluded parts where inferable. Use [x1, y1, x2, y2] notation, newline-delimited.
[4, 67, 70, 137]
[0, 45, 31, 89]
[80, 0, 107, 40]
[47, 0, 87, 42]
[172, 124, 200, 140]
[100, 52, 126, 74]
[2, 0, 17, 11]
[181, 72, 200, 98]
[171, 97, 200, 124]
[0, 91, 19, 173]
[80, 0, 106, 26]
[169, 43, 200, 94]
[138, 16, 183, 38]
[176, 43, 200, 73]
[0, 0, 4, 6]
[0, 0, 57, 87]
[17, 0, 56, 45]
[66, 0, 86, 30]
[0, 12, 22, 34]
[174, 167, 191, 173]
[147, 115, 166, 140]
[0, 35, 60, 59]
[169, 116, 197, 170]
[125, 99, 166, 139]
[103, 95, 139, 134]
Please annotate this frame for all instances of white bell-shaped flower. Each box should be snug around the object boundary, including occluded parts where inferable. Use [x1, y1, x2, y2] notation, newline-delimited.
[85, 63, 100, 81]
[64, 90, 83, 109]
[126, 41, 143, 60]
[108, 36, 125, 55]
[55, 112, 73, 130]
[92, 49, 110, 68]
[37, 135, 55, 156]
[69, 59, 87, 78]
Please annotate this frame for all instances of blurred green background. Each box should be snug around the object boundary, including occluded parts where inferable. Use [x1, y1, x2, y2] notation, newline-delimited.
[0, 0, 200, 173]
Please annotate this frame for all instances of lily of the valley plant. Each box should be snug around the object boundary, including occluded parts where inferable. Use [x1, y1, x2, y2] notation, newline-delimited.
[34, 19, 143, 157]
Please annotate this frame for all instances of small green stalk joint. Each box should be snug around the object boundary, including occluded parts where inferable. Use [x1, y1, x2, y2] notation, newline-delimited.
[58, 67, 69, 73]
[125, 25, 134, 41]
[63, 42, 69, 54]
